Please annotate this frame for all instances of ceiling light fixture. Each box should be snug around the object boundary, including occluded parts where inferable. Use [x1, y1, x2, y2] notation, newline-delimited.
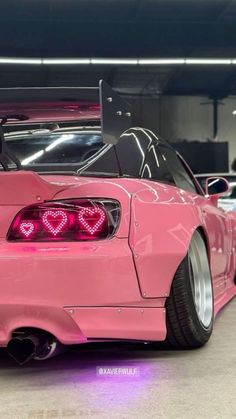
[0, 57, 42, 64]
[139, 59, 185, 65]
[43, 58, 90, 65]
[0, 57, 235, 66]
[186, 58, 232, 65]
[91, 58, 138, 65]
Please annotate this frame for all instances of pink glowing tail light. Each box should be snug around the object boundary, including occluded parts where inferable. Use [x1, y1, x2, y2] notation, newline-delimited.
[78, 207, 106, 235]
[42, 210, 68, 236]
[19, 221, 36, 238]
[7, 199, 120, 242]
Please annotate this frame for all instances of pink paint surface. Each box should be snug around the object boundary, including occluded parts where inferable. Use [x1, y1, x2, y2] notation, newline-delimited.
[0, 170, 234, 346]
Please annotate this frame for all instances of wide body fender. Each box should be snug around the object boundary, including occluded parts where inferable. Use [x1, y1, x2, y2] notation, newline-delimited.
[129, 187, 206, 298]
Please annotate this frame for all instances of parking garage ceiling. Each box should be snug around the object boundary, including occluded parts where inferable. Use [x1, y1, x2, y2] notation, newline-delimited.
[1, 0, 236, 97]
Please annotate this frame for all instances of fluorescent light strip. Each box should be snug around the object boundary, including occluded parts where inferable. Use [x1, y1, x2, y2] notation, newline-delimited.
[139, 59, 185, 65]
[91, 58, 138, 65]
[186, 58, 232, 65]
[0, 57, 42, 64]
[43, 58, 90, 65]
[0, 57, 236, 66]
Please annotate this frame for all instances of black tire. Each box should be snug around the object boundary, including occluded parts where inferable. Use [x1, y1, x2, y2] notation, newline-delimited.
[165, 231, 214, 348]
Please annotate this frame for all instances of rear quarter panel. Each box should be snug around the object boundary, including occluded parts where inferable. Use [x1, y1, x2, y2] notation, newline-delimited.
[129, 181, 207, 298]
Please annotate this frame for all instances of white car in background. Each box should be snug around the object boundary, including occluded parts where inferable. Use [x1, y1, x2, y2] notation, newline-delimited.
[196, 173, 236, 212]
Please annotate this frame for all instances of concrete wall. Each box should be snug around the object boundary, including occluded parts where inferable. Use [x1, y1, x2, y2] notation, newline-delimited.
[131, 95, 236, 168]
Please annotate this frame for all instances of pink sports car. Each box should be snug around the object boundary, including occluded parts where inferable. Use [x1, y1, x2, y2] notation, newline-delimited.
[0, 81, 235, 364]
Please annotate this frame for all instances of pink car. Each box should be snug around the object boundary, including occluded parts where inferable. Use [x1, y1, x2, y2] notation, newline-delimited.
[0, 81, 235, 364]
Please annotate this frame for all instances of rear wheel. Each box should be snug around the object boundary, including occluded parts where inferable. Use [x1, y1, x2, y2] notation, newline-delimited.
[165, 230, 214, 348]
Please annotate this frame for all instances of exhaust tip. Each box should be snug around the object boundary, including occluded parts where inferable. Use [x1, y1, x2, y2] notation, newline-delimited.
[7, 330, 64, 365]
[7, 337, 36, 365]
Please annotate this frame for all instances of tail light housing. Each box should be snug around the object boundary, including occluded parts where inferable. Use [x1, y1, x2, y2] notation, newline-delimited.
[7, 199, 120, 242]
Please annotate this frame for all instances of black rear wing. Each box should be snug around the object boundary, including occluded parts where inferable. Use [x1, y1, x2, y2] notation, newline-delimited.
[99, 80, 131, 145]
[0, 80, 132, 170]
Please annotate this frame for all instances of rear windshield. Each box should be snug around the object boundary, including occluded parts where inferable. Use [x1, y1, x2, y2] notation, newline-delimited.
[4, 127, 152, 178]
[6, 131, 104, 166]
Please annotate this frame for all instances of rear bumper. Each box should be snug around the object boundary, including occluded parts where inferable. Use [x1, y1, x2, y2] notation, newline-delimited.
[65, 306, 166, 342]
[0, 304, 166, 346]
[0, 238, 142, 306]
[0, 237, 167, 345]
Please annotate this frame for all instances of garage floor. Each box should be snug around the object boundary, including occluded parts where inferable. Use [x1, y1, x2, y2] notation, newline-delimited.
[0, 299, 235, 419]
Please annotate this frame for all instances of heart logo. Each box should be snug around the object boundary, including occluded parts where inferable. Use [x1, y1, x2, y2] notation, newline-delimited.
[7, 337, 36, 365]
[20, 222, 34, 238]
[42, 210, 68, 236]
[78, 207, 106, 235]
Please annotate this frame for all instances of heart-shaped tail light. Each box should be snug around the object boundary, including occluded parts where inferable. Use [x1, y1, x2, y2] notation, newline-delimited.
[20, 221, 36, 238]
[42, 210, 68, 236]
[7, 199, 120, 242]
[78, 207, 106, 235]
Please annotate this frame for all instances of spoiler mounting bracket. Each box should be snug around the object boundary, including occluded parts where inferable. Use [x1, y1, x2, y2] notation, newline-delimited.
[0, 116, 23, 171]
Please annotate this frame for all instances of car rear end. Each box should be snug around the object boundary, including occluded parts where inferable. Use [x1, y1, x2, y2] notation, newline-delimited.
[0, 163, 167, 364]
[0, 83, 168, 364]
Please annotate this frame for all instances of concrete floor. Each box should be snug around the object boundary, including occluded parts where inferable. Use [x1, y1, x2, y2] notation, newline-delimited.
[0, 300, 235, 419]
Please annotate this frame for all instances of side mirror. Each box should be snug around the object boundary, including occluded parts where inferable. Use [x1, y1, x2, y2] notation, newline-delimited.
[205, 177, 230, 198]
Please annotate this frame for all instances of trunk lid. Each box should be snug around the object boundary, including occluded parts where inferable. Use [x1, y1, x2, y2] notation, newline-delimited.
[0, 170, 68, 205]
[0, 171, 73, 238]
